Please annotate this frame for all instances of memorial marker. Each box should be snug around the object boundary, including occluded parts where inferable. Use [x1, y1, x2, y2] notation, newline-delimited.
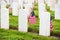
[0, 0, 9, 29]
[55, 0, 60, 20]
[18, 0, 28, 32]
[45, 0, 56, 11]
[38, 0, 50, 36]
[12, 2, 19, 16]
[39, 12, 50, 36]
[18, 9, 28, 32]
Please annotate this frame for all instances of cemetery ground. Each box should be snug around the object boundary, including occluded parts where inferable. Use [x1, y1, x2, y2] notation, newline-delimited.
[9, 3, 60, 37]
[0, 2, 60, 40]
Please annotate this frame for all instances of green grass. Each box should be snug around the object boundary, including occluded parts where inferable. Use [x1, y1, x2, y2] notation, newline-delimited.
[0, 29, 59, 40]
[9, 15, 18, 27]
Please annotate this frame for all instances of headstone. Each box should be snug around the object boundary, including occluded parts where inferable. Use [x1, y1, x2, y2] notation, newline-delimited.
[24, 0, 34, 8]
[6, 0, 9, 4]
[38, 0, 46, 18]
[38, 0, 50, 36]
[18, 9, 28, 32]
[27, 0, 34, 4]
[12, 2, 19, 16]
[50, 0, 56, 11]
[38, 0, 45, 4]
[9, 0, 13, 11]
[58, 0, 60, 4]
[18, 0, 24, 9]
[55, 0, 60, 20]
[45, 0, 51, 6]
[0, 0, 9, 29]
[39, 12, 50, 36]
[24, 4, 31, 16]
[38, 4, 46, 18]
[9, 0, 13, 5]
[24, 0, 34, 16]
[45, 0, 56, 11]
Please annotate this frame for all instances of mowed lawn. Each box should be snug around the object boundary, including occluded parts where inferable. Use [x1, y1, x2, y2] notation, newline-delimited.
[0, 29, 59, 40]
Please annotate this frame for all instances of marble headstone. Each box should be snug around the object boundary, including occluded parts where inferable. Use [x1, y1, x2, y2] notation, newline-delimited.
[38, 0, 46, 18]
[38, 0, 50, 36]
[18, 9, 28, 32]
[12, 2, 19, 16]
[55, 3, 60, 20]
[1, 0, 9, 29]
[39, 12, 50, 36]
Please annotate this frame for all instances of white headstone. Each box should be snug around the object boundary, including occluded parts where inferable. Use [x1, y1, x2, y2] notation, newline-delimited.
[38, 4, 46, 18]
[39, 12, 50, 36]
[45, 0, 56, 11]
[27, 0, 34, 4]
[9, 0, 13, 11]
[6, 0, 9, 4]
[18, 0, 24, 9]
[1, 0, 9, 29]
[18, 9, 28, 32]
[24, 0, 34, 8]
[58, 0, 60, 5]
[12, 2, 19, 16]
[1, 0, 7, 9]
[38, 0, 44, 4]
[38, 0, 46, 18]
[50, 0, 56, 11]
[38, 0, 50, 36]
[45, 0, 51, 6]
[9, 0, 13, 5]
[55, 4, 60, 19]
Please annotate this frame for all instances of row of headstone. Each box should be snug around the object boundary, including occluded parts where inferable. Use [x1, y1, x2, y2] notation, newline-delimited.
[12, 0, 35, 16]
[45, 0, 60, 20]
[0, 0, 50, 36]
[5, 0, 60, 20]
[3, 0, 18, 16]
[0, 0, 30, 32]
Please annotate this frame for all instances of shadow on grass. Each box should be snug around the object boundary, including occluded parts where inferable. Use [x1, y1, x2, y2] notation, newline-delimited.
[9, 25, 60, 38]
